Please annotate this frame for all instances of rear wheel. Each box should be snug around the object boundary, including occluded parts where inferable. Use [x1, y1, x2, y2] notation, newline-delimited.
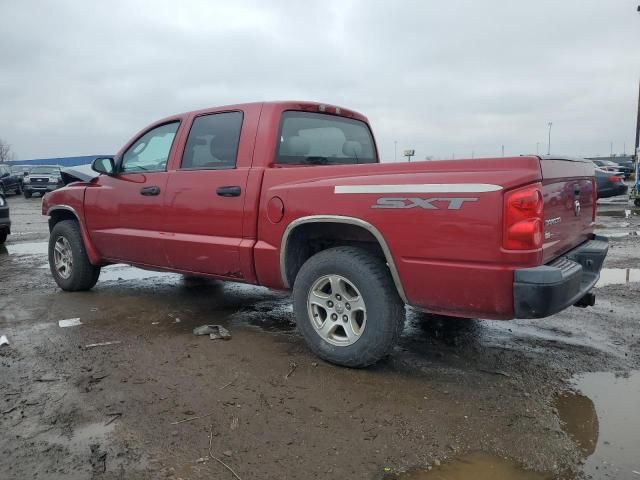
[49, 220, 101, 291]
[0, 230, 7, 244]
[635, 199, 640, 207]
[15, 183, 22, 195]
[293, 246, 405, 368]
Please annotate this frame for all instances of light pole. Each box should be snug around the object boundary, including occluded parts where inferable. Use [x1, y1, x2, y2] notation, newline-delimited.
[547, 122, 553, 155]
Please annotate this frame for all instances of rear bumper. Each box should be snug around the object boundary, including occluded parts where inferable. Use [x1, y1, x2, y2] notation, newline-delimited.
[513, 235, 608, 318]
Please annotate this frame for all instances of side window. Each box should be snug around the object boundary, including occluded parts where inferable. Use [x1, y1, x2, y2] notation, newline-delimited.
[121, 122, 179, 173]
[181, 112, 243, 170]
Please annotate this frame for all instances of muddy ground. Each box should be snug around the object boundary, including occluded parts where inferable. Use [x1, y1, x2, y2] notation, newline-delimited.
[1, 193, 639, 480]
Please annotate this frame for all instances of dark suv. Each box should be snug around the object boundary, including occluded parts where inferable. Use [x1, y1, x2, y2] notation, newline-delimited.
[0, 164, 22, 196]
[23, 165, 63, 198]
[0, 193, 10, 244]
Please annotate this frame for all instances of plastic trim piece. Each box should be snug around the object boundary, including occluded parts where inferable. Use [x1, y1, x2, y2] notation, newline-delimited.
[280, 215, 408, 303]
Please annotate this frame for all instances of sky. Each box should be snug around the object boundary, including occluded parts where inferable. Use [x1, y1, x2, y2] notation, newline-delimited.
[0, 0, 638, 161]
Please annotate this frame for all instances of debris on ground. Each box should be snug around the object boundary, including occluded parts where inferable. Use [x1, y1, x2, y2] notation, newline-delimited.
[84, 341, 122, 349]
[58, 318, 82, 328]
[193, 325, 231, 340]
[0, 335, 8, 346]
[104, 412, 122, 426]
[89, 444, 107, 474]
[170, 411, 215, 425]
[285, 361, 297, 379]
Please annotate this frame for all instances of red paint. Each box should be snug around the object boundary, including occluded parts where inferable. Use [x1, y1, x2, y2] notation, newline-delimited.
[42, 101, 596, 319]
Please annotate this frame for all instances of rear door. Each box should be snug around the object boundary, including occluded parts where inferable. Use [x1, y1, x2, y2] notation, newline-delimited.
[540, 158, 595, 262]
[162, 110, 253, 278]
[84, 121, 180, 266]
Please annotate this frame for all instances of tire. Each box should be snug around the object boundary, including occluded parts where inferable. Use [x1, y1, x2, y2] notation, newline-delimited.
[23, 190, 32, 199]
[635, 199, 640, 207]
[48, 220, 101, 291]
[293, 246, 405, 368]
[15, 183, 22, 195]
[0, 230, 7, 244]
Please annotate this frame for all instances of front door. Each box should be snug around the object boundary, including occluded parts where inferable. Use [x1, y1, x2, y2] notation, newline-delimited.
[162, 111, 249, 277]
[84, 121, 180, 266]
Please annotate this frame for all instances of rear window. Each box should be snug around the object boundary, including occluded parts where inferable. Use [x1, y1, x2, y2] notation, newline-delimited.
[275, 111, 377, 165]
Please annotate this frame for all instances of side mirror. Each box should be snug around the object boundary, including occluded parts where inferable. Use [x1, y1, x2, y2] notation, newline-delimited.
[0, 172, 9, 178]
[92, 157, 116, 175]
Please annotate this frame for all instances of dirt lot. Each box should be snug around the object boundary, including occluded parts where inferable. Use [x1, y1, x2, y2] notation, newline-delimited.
[1, 193, 639, 480]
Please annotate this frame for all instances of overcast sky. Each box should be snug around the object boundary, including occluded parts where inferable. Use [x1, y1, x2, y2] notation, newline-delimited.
[0, 0, 638, 161]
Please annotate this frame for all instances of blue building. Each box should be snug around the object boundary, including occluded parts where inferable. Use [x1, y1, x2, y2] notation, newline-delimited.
[9, 155, 112, 168]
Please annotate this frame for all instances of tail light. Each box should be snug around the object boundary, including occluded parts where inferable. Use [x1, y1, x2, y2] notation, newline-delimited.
[503, 183, 544, 250]
[608, 176, 621, 182]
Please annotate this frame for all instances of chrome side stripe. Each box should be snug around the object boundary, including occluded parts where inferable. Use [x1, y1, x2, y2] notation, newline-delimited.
[334, 184, 503, 194]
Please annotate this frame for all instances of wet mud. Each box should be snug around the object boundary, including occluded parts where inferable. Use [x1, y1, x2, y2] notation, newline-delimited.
[1, 194, 640, 479]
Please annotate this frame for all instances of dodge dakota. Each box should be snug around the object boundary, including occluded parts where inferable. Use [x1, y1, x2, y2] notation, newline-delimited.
[42, 101, 608, 367]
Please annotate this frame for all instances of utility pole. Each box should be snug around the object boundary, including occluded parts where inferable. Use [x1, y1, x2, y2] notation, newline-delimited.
[394, 140, 397, 162]
[547, 122, 553, 155]
[635, 80, 640, 164]
[610, 141, 613, 157]
[501, 145, 504, 157]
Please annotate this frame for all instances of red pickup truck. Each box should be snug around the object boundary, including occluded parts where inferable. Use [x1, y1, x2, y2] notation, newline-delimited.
[43, 101, 608, 367]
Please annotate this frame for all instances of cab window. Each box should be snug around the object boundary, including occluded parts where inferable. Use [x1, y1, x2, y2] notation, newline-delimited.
[121, 122, 179, 173]
[275, 111, 377, 165]
[180, 112, 243, 170]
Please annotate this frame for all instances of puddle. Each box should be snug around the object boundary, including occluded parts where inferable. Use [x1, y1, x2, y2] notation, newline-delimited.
[231, 300, 296, 332]
[5, 241, 48, 256]
[387, 452, 552, 479]
[596, 268, 640, 287]
[556, 371, 640, 480]
[596, 210, 638, 218]
[99, 264, 179, 282]
[595, 230, 640, 238]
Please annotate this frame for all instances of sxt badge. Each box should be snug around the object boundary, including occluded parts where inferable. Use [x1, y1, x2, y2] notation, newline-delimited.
[372, 197, 478, 210]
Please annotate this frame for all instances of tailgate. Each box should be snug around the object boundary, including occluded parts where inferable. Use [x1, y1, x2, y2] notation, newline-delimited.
[540, 157, 595, 263]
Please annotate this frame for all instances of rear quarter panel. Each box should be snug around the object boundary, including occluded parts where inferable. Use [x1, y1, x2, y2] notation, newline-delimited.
[255, 157, 543, 319]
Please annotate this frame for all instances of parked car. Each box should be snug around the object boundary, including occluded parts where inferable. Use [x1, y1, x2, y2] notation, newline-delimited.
[23, 165, 63, 198]
[592, 159, 630, 179]
[0, 193, 10, 244]
[0, 164, 23, 196]
[594, 169, 628, 199]
[609, 158, 634, 176]
[42, 101, 607, 367]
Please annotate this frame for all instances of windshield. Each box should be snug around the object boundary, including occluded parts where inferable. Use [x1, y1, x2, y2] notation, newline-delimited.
[275, 111, 378, 165]
[30, 166, 59, 175]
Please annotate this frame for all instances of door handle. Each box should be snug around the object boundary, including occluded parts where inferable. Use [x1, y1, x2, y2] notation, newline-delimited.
[140, 186, 161, 196]
[216, 186, 241, 197]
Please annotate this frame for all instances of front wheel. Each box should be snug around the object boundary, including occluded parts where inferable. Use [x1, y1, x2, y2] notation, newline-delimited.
[0, 230, 7, 244]
[49, 220, 101, 291]
[293, 246, 405, 368]
[23, 190, 32, 199]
